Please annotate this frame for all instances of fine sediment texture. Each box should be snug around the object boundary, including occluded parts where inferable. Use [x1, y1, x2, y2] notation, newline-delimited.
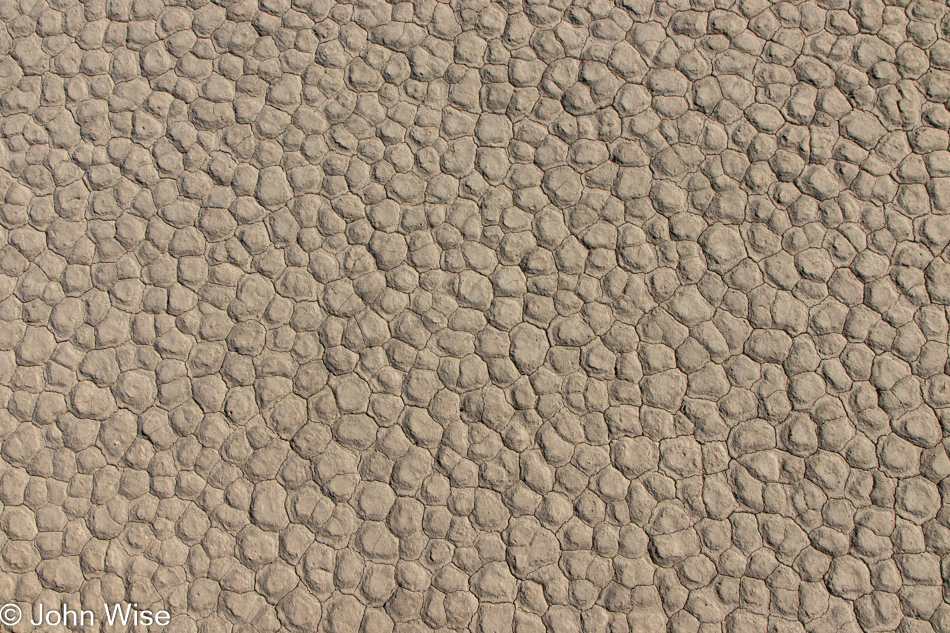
[1, 0, 950, 631]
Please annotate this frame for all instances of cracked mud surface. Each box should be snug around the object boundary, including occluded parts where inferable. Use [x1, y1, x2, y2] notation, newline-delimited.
[1, 0, 950, 631]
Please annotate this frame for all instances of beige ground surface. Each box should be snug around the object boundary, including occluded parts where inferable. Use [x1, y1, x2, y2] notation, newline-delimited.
[1, 0, 950, 631]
